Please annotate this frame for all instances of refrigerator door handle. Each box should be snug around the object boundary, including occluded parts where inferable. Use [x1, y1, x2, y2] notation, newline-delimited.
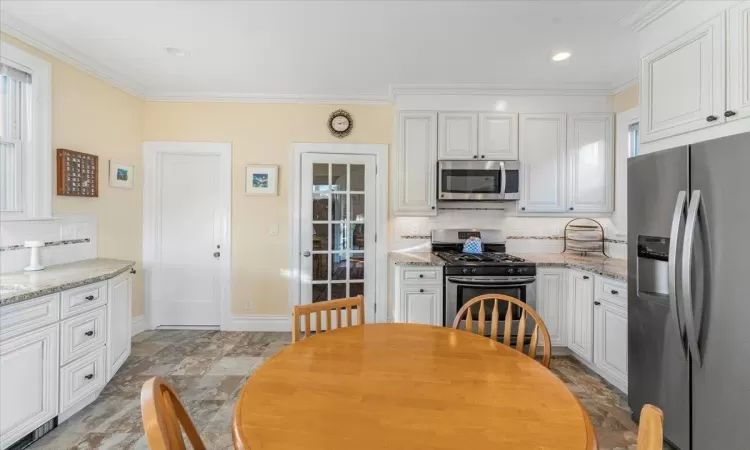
[668, 190, 688, 358]
[682, 190, 706, 366]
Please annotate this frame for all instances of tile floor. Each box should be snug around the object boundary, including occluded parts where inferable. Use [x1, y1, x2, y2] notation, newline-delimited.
[29, 330, 648, 450]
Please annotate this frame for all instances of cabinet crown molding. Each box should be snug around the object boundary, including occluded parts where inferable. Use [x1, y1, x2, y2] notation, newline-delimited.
[619, 0, 685, 32]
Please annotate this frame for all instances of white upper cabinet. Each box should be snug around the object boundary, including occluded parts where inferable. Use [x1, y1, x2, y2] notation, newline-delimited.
[518, 113, 567, 213]
[728, 1, 750, 121]
[478, 113, 519, 160]
[567, 114, 614, 213]
[640, 14, 726, 143]
[395, 112, 438, 216]
[438, 113, 478, 160]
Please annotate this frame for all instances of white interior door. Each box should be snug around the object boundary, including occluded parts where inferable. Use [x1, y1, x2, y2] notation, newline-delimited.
[154, 151, 223, 326]
[300, 153, 376, 323]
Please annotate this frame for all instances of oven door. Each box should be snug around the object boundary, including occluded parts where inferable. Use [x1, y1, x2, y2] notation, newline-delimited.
[438, 161, 504, 201]
[445, 276, 537, 343]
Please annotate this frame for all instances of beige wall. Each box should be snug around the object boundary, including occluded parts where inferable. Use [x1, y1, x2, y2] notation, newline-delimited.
[1, 34, 146, 316]
[613, 83, 640, 113]
[142, 102, 393, 315]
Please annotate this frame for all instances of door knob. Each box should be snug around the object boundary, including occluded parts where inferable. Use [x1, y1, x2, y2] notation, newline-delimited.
[84, 374, 94, 380]
[706, 115, 718, 122]
[303, 251, 311, 257]
[611, 290, 619, 295]
[84, 331, 94, 337]
[725, 110, 737, 117]
[583, 275, 590, 280]
[594, 301, 601, 306]
[213, 252, 221, 258]
[85, 295, 95, 301]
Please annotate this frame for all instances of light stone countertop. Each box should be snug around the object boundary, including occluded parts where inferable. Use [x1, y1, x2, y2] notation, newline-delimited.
[389, 252, 445, 266]
[0, 258, 135, 307]
[512, 253, 627, 282]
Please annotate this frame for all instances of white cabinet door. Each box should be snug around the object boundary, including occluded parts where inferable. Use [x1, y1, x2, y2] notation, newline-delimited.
[594, 298, 628, 390]
[395, 112, 438, 216]
[399, 286, 442, 326]
[0, 324, 59, 449]
[478, 113, 518, 160]
[438, 113, 478, 160]
[518, 114, 566, 212]
[728, 1, 750, 121]
[567, 270, 594, 362]
[640, 14, 725, 143]
[107, 271, 132, 381]
[567, 114, 614, 213]
[536, 268, 567, 347]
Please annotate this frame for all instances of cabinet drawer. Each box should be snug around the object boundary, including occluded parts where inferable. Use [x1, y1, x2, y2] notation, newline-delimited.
[60, 346, 106, 414]
[596, 276, 627, 308]
[61, 281, 107, 319]
[400, 267, 442, 284]
[60, 307, 107, 365]
[0, 294, 60, 342]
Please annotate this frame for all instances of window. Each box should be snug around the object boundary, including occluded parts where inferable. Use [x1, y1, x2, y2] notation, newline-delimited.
[0, 63, 31, 212]
[628, 122, 640, 157]
[0, 43, 52, 220]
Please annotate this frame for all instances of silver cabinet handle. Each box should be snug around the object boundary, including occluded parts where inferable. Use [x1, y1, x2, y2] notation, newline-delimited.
[302, 251, 311, 257]
[669, 190, 688, 357]
[499, 162, 507, 199]
[682, 190, 709, 366]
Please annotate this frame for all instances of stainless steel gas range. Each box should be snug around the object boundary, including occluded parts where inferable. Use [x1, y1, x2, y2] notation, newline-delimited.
[432, 229, 536, 342]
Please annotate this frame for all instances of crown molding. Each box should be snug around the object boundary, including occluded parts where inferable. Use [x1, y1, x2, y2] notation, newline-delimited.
[390, 83, 617, 98]
[146, 92, 392, 105]
[0, 11, 149, 98]
[619, 0, 685, 32]
[612, 77, 639, 94]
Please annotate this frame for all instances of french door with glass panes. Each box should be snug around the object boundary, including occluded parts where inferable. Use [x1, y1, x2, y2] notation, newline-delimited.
[300, 153, 376, 322]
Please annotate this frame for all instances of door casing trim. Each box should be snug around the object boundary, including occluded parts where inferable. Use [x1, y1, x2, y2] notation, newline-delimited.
[290, 143, 389, 322]
[142, 141, 233, 330]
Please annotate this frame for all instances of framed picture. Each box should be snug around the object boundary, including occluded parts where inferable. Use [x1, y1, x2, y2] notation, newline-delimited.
[109, 160, 134, 189]
[245, 165, 278, 195]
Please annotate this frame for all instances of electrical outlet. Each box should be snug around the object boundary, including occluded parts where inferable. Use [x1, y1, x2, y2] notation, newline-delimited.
[270, 224, 279, 236]
[60, 224, 76, 240]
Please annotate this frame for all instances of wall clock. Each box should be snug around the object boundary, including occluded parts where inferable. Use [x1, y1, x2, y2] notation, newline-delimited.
[328, 109, 353, 138]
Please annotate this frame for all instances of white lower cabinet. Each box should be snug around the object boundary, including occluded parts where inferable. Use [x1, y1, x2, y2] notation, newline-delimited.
[0, 325, 59, 450]
[107, 271, 133, 380]
[0, 269, 134, 449]
[536, 268, 567, 347]
[567, 270, 594, 362]
[393, 264, 443, 326]
[593, 298, 628, 391]
[399, 286, 442, 326]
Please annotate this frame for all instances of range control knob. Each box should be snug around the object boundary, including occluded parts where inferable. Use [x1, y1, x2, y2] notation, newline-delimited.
[470, 268, 477, 274]
[507, 268, 516, 275]
[462, 268, 470, 275]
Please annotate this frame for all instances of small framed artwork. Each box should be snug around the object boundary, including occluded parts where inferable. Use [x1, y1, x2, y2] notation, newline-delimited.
[246, 165, 279, 195]
[109, 160, 134, 189]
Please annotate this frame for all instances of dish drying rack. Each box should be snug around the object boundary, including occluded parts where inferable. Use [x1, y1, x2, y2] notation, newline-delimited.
[562, 218, 607, 257]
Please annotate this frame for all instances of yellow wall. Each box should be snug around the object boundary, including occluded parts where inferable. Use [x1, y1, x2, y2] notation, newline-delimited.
[613, 83, 640, 113]
[1, 34, 146, 316]
[142, 102, 393, 315]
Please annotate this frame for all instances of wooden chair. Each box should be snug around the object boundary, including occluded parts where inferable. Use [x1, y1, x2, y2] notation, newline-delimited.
[292, 295, 364, 342]
[637, 404, 664, 450]
[452, 294, 552, 367]
[140, 376, 206, 450]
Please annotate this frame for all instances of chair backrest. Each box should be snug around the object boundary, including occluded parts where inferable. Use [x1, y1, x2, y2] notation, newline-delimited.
[637, 404, 664, 450]
[292, 296, 365, 342]
[452, 294, 552, 367]
[141, 376, 206, 450]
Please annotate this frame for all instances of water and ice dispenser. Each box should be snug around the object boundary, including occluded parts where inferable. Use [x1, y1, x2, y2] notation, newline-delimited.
[637, 235, 670, 297]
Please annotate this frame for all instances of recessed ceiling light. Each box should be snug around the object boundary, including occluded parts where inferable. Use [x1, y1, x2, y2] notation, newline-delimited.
[165, 47, 190, 57]
[552, 52, 571, 62]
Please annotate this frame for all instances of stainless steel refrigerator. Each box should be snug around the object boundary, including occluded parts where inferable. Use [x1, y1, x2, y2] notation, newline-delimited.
[628, 132, 750, 450]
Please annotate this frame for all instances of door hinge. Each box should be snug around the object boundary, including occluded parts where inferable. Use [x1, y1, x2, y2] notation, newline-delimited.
[376, 165, 378, 175]
[375, 233, 378, 243]
[374, 303, 378, 313]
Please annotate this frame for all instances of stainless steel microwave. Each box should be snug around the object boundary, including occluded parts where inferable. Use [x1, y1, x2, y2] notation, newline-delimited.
[438, 160, 520, 201]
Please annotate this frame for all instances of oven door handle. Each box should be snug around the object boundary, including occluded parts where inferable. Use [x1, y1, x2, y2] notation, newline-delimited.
[446, 277, 536, 286]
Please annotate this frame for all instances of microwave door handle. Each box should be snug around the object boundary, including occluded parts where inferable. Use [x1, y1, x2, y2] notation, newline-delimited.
[668, 190, 688, 358]
[500, 162, 507, 199]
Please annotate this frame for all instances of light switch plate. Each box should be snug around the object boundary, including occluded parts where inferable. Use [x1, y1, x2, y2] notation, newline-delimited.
[269, 224, 279, 236]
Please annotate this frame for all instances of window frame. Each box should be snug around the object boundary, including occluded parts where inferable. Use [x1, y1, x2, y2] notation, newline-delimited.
[0, 42, 52, 221]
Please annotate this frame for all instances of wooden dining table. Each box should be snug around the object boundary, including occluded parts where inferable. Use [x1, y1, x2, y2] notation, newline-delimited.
[232, 323, 597, 450]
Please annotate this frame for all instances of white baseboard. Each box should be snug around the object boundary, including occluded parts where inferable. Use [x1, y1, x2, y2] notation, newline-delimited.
[132, 315, 147, 336]
[226, 315, 292, 332]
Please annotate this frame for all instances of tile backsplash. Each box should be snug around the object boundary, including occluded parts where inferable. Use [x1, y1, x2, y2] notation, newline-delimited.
[390, 210, 627, 259]
[0, 214, 98, 273]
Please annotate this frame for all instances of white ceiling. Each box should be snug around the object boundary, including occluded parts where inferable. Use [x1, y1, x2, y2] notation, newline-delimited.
[0, 1, 642, 102]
